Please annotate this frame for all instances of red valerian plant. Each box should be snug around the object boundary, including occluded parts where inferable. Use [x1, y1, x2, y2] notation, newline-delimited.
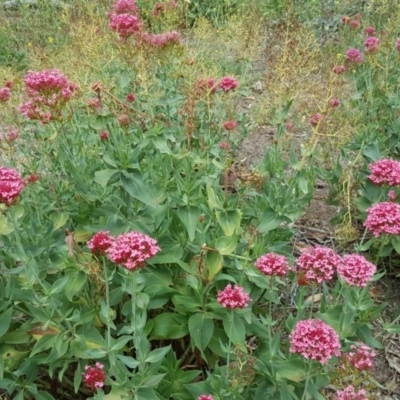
[368, 158, 400, 186]
[363, 202, 400, 237]
[0, 87, 11, 102]
[344, 342, 376, 371]
[337, 254, 376, 287]
[217, 284, 251, 309]
[198, 396, 214, 400]
[337, 385, 368, 400]
[295, 246, 342, 284]
[19, 69, 77, 123]
[218, 76, 239, 92]
[87, 231, 115, 256]
[0, 167, 25, 206]
[255, 252, 289, 277]
[289, 319, 341, 364]
[364, 36, 380, 52]
[106, 231, 160, 271]
[332, 65, 346, 74]
[83, 362, 106, 390]
[345, 48, 363, 64]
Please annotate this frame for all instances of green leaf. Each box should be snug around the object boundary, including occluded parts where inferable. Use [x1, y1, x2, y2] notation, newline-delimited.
[188, 314, 214, 352]
[205, 251, 223, 281]
[0, 214, 13, 235]
[215, 209, 242, 236]
[145, 345, 171, 363]
[121, 172, 162, 207]
[206, 185, 223, 211]
[116, 355, 139, 368]
[356, 325, 383, 349]
[142, 374, 166, 388]
[0, 309, 13, 338]
[258, 210, 284, 233]
[215, 234, 238, 255]
[177, 206, 200, 241]
[65, 270, 87, 301]
[222, 313, 245, 346]
[94, 169, 118, 186]
[149, 313, 188, 340]
[136, 388, 161, 400]
[274, 359, 307, 382]
[50, 213, 69, 230]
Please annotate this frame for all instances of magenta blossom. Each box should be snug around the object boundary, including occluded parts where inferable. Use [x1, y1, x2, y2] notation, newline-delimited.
[296, 246, 342, 284]
[388, 190, 396, 201]
[0, 167, 25, 206]
[111, 0, 138, 14]
[368, 158, 400, 186]
[255, 253, 289, 277]
[106, 231, 160, 271]
[87, 231, 115, 255]
[83, 362, 106, 390]
[198, 396, 214, 400]
[223, 120, 237, 130]
[332, 65, 346, 74]
[196, 77, 218, 94]
[364, 202, 400, 237]
[0, 87, 11, 102]
[346, 48, 363, 64]
[329, 98, 340, 108]
[99, 131, 109, 140]
[126, 93, 136, 102]
[309, 113, 322, 126]
[365, 26, 376, 36]
[289, 319, 341, 364]
[396, 38, 400, 52]
[219, 76, 239, 92]
[364, 36, 380, 52]
[337, 254, 376, 287]
[137, 31, 180, 47]
[217, 284, 251, 309]
[345, 342, 376, 371]
[337, 385, 368, 400]
[109, 13, 141, 40]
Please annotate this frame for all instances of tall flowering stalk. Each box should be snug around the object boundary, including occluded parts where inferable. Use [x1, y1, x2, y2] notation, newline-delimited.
[217, 284, 250, 381]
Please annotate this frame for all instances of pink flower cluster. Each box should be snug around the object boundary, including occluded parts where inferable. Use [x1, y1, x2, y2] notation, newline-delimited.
[332, 65, 346, 74]
[19, 69, 76, 123]
[106, 231, 160, 271]
[137, 31, 180, 48]
[219, 76, 239, 92]
[337, 254, 376, 287]
[109, 13, 142, 40]
[368, 158, 400, 186]
[397, 38, 400, 52]
[364, 36, 380, 52]
[364, 202, 400, 237]
[0, 167, 25, 206]
[0, 127, 19, 144]
[365, 26, 376, 36]
[309, 113, 322, 126]
[196, 77, 218, 94]
[83, 362, 106, 390]
[329, 98, 340, 108]
[337, 385, 368, 400]
[87, 230, 160, 270]
[217, 284, 251, 309]
[296, 246, 342, 284]
[290, 319, 341, 364]
[255, 253, 289, 277]
[346, 48, 363, 64]
[198, 396, 214, 400]
[112, 0, 138, 14]
[0, 87, 11, 102]
[223, 120, 237, 130]
[345, 342, 376, 371]
[87, 231, 115, 255]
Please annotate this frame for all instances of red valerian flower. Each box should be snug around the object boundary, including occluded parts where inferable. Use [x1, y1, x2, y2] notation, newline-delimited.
[337, 385, 368, 400]
[364, 36, 380, 52]
[289, 319, 341, 364]
[0, 167, 25, 206]
[217, 284, 251, 309]
[344, 342, 376, 371]
[368, 158, 400, 186]
[87, 231, 115, 255]
[0, 87, 11, 102]
[255, 253, 289, 277]
[223, 120, 237, 130]
[364, 202, 400, 237]
[83, 362, 106, 390]
[337, 254, 376, 287]
[345, 48, 363, 64]
[332, 65, 346, 74]
[219, 76, 239, 92]
[106, 231, 160, 271]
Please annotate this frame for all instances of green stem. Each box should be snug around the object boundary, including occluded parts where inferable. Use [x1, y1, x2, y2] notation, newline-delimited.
[301, 362, 312, 400]
[226, 311, 234, 382]
[131, 272, 137, 338]
[103, 258, 111, 350]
